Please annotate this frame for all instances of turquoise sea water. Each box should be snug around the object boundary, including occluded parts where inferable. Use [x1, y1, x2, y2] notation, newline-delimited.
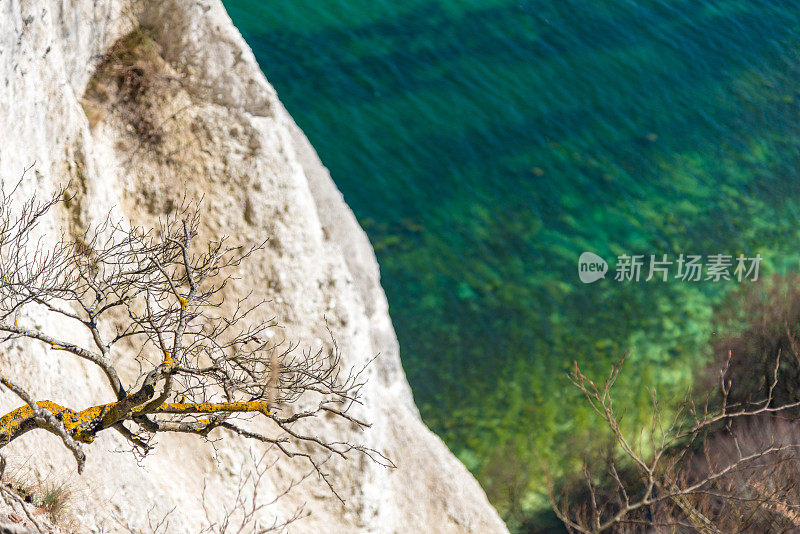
[224, 0, 800, 524]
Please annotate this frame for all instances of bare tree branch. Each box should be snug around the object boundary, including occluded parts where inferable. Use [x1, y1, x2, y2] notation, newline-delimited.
[0, 184, 390, 518]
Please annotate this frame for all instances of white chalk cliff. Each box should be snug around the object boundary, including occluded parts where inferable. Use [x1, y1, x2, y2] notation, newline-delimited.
[0, 0, 507, 532]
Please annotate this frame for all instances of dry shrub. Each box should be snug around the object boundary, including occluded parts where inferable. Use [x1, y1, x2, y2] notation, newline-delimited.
[0, 457, 79, 532]
[81, 27, 172, 143]
[550, 360, 800, 532]
[711, 272, 800, 408]
[551, 272, 800, 533]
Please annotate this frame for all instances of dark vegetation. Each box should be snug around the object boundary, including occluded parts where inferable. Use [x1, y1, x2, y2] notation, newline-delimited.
[221, 2, 800, 529]
[539, 273, 800, 533]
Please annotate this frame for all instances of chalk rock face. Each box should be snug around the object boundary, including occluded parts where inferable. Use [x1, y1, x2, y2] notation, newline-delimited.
[0, 1, 507, 532]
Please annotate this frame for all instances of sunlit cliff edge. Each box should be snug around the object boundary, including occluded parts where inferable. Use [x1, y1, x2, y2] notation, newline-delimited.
[0, 0, 507, 532]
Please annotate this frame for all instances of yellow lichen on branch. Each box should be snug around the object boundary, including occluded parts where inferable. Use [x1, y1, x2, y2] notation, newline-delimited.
[147, 401, 271, 417]
[0, 400, 105, 445]
[0, 192, 379, 489]
[0, 397, 272, 448]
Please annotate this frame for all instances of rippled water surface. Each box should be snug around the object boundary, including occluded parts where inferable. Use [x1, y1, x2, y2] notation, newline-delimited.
[224, 0, 800, 520]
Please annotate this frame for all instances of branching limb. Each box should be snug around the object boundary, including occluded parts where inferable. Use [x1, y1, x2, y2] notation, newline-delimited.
[0, 186, 389, 519]
[0, 377, 85, 473]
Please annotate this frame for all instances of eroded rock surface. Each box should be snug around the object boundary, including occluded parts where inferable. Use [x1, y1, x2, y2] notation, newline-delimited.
[0, 1, 507, 532]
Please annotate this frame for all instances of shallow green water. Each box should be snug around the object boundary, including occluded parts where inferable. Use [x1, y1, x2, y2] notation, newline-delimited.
[223, 0, 800, 520]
